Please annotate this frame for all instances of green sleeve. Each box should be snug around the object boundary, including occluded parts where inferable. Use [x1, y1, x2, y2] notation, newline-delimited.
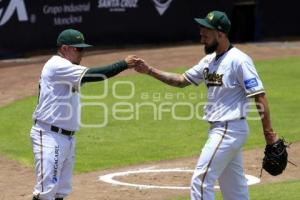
[81, 60, 128, 83]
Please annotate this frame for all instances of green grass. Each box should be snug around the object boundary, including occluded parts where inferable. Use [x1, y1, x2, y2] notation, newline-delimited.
[171, 180, 300, 200]
[0, 57, 299, 172]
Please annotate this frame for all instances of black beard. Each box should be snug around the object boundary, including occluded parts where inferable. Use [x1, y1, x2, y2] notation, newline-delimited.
[204, 40, 219, 54]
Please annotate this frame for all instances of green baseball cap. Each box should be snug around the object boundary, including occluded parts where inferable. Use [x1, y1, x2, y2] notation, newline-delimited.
[194, 11, 231, 34]
[57, 29, 92, 48]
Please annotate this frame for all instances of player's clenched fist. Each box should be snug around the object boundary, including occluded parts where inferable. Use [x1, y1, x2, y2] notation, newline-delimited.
[125, 55, 144, 68]
[134, 60, 152, 74]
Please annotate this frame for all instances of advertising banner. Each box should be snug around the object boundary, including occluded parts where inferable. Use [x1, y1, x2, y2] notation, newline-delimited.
[0, 0, 233, 58]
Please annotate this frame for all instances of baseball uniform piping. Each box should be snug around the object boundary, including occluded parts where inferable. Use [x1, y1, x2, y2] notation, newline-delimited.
[78, 67, 89, 87]
[39, 130, 44, 192]
[182, 73, 199, 86]
[200, 122, 228, 200]
[246, 89, 265, 98]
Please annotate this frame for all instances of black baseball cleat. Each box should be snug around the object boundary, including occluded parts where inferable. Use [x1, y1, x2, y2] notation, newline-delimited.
[33, 196, 63, 200]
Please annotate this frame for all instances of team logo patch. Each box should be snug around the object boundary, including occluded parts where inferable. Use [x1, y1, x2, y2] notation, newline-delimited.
[244, 78, 258, 89]
[207, 12, 214, 21]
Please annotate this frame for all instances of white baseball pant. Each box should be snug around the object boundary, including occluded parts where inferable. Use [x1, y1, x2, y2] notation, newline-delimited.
[30, 121, 75, 200]
[191, 119, 250, 200]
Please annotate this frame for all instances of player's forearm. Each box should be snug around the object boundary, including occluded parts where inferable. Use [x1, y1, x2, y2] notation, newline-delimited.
[81, 60, 127, 83]
[147, 67, 189, 88]
[254, 93, 278, 144]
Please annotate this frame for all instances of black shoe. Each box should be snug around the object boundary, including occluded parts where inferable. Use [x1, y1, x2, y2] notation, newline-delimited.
[33, 196, 63, 200]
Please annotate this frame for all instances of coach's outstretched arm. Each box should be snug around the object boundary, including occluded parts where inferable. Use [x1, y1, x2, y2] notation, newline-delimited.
[81, 55, 141, 83]
[254, 93, 279, 145]
[135, 61, 191, 88]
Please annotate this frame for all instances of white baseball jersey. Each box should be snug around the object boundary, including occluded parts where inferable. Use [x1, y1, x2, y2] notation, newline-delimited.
[183, 47, 264, 122]
[33, 55, 88, 131]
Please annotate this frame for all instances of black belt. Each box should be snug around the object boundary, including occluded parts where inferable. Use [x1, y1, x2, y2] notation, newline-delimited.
[208, 117, 246, 124]
[34, 119, 75, 136]
[51, 125, 75, 136]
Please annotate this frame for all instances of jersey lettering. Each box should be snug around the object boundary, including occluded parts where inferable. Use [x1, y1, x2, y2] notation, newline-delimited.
[203, 68, 223, 87]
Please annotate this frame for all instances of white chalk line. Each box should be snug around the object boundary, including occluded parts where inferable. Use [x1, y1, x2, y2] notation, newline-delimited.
[99, 168, 261, 190]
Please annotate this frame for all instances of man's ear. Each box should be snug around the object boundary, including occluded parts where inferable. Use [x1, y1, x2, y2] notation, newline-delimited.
[61, 45, 68, 52]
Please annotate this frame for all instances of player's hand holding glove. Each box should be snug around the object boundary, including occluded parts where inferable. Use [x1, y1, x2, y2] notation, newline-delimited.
[262, 138, 288, 176]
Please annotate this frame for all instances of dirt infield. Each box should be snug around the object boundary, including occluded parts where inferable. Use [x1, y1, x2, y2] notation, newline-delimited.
[0, 143, 299, 200]
[0, 42, 300, 200]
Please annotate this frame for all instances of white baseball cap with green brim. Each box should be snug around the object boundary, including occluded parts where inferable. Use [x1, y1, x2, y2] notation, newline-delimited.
[57, 29, 92, 48]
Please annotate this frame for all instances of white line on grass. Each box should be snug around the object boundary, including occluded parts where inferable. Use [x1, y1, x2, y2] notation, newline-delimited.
[99, 168, 261, 190]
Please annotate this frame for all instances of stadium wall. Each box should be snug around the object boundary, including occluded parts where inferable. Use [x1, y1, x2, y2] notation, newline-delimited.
[0, 0, 298, 59]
